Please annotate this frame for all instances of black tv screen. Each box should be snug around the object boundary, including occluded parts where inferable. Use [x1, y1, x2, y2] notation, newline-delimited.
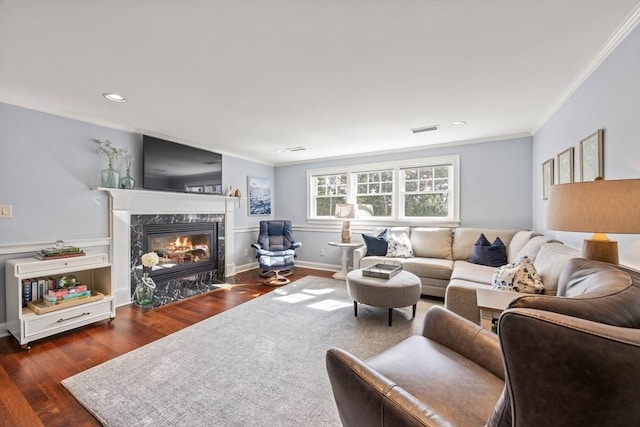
[143, 135, 223, 195]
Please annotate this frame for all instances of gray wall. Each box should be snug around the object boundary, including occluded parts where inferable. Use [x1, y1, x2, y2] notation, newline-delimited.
[275, 136, 534, 267]
[0, 103, 140, 242]
[532, 23, 640, 269]
[0, 103, 273, 325]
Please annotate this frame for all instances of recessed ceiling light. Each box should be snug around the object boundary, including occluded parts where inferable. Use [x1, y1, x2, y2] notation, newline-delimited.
[451, 121, 467, 127]
[102, 92, 127, 103]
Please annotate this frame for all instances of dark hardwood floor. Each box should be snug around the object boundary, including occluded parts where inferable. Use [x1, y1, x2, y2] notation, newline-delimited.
[0, 267, 334, 427]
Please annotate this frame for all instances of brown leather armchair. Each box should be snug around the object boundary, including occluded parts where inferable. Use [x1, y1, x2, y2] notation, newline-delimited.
[326, 259, 640, 426]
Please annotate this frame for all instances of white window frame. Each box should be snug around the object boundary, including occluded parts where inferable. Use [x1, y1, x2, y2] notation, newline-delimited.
[307, 155, 460, 227]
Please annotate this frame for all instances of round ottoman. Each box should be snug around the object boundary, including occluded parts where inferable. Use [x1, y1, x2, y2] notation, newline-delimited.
[346, 269, 421, 326]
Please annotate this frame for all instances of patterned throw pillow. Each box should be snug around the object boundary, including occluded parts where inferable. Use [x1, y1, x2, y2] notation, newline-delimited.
[362, 229, 388, 256]
[468, 234, 507, 267]
[386, 232, 414, 258]
[492, 256, 545, 294]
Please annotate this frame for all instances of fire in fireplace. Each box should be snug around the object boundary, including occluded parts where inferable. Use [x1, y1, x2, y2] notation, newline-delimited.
[149, 233, 210, 264]
[144, 222, 218, 282]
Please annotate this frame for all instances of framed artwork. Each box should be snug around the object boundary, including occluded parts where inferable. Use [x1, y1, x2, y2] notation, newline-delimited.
[556, 147, 574, 184]
[542, 158, 554, 200]
[580, 129, 604, 182]
[247, 176, 272, 215]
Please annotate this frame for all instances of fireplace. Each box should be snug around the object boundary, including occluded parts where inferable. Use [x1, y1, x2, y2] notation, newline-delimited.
[130, 213, 225, 308]
[144, 222, 218, 282]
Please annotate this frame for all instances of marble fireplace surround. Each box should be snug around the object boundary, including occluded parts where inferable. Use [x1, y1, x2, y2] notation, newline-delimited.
[102, 188, 235, 307]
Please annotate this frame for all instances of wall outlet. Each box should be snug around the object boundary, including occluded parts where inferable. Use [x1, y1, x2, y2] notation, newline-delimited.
[0, 204, 12, 218]
[243, 249, 249, 257]
[320, 249, 325, 256]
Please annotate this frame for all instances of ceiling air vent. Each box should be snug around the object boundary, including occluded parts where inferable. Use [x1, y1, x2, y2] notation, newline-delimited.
[410, 124, 439, 134]
[285, 146, 307, 152]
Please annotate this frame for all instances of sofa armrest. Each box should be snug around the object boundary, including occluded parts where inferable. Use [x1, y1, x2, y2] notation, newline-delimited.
[421, 306, 503, 379]
[326, 347, 456, 427]
[353, 246, 367, 269]
[496, 308, 640, 426]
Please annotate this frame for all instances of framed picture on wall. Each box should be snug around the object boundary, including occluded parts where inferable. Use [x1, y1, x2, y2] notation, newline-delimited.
[542, 158, 554, 200]
[247, 176, 272, 215]
[580, 129, 604, 182]
[556, 147, 574, 184]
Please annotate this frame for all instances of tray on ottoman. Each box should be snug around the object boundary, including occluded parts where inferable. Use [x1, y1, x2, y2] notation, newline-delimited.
[362, 264, 401, 279]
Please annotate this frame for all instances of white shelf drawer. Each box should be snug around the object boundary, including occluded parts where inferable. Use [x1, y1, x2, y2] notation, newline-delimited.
[24, 298, 113, 338]
[15, 253, 108, 275]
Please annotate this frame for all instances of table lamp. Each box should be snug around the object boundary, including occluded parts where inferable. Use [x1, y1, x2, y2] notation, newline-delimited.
[546, 178, 640, 264]
[335, 203, 356, 243]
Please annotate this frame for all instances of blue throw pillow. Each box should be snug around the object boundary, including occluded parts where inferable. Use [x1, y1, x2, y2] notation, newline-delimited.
[362, 229, 388, 256]
[468, 234, 507, 267]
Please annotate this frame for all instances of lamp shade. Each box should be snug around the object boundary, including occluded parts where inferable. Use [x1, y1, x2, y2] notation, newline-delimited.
[546, 179, 640, 234]
[334, 203, 356, 219]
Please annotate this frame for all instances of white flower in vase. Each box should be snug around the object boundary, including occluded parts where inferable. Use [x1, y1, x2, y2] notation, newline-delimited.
[141, 251, 160, 275]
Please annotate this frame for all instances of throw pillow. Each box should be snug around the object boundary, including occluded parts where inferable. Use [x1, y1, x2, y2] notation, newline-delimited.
[468, 234, 507, 267]
[386, 232, 414, 258]
[362, 229, 388, 256]
[492, 256, 545, 294]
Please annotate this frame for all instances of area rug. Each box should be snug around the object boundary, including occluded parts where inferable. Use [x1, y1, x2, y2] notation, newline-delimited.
[62, 276, 439, 426]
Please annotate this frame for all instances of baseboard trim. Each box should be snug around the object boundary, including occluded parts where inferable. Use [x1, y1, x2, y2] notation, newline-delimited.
[0, 323, 9, 338]
[230, 260, 338, 275]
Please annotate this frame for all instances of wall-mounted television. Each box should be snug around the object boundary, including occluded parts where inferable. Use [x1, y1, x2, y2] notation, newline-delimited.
[143, 135, 223, 195]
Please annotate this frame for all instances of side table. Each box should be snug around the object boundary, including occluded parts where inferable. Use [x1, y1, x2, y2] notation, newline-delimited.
[328, 241, 363, 280]
[476, 287, 519, 332]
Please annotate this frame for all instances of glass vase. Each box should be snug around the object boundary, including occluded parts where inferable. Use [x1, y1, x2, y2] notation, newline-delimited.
[134, 273, 156, 307]
[101, 165, 120, 188]
[120, 168, 135, 189]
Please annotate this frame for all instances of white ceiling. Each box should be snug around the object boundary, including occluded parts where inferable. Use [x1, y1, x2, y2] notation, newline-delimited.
[1, 1, 639, 165]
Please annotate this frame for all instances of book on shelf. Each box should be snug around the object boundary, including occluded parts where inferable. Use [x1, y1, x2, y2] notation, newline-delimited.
[34, 250, 86, 260]
[44, 290, 91, 306]
[39, 245, 82, 256]
[22, 279, 32, 307]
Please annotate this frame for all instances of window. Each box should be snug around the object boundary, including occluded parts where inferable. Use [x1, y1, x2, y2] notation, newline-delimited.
[312, 173, 347, 217]
[308, 155, 459, 225]
[401, 165, 451, 217]
[355, 170, 393, 217]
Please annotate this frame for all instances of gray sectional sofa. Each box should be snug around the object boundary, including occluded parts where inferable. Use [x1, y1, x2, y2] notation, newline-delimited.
[353, 227, 581, 323]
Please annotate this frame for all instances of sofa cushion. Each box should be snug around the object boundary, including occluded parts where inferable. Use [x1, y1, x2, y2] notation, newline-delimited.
[362, 229, 388, 256]
[451, 260, 496, 284]
[386, 231, 414, 258]
[402, 258, 454, 281]
[507, 230, 542, 263]
[492, 256, 544, 294]
[410, 228, 453, 260]
[468, 234, 507, 267]
[515, 235, 560, 262]
[533, 243, 580, 295]
[452, 228, 519, 261]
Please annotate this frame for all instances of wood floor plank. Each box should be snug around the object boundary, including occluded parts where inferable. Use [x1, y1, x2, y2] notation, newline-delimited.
[0, 268, 334, 426]
[0, 363, 45, 427]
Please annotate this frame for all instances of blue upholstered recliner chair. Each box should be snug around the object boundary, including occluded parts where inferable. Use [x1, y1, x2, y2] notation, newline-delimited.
[251, 220, 301, 286]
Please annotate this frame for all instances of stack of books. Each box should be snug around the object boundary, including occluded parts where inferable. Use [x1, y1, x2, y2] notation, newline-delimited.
[34, 245, 85, 260]
[43, 285, 90, 306]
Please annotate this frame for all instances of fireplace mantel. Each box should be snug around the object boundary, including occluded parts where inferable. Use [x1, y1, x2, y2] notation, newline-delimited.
[100, 188, 235, 306]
